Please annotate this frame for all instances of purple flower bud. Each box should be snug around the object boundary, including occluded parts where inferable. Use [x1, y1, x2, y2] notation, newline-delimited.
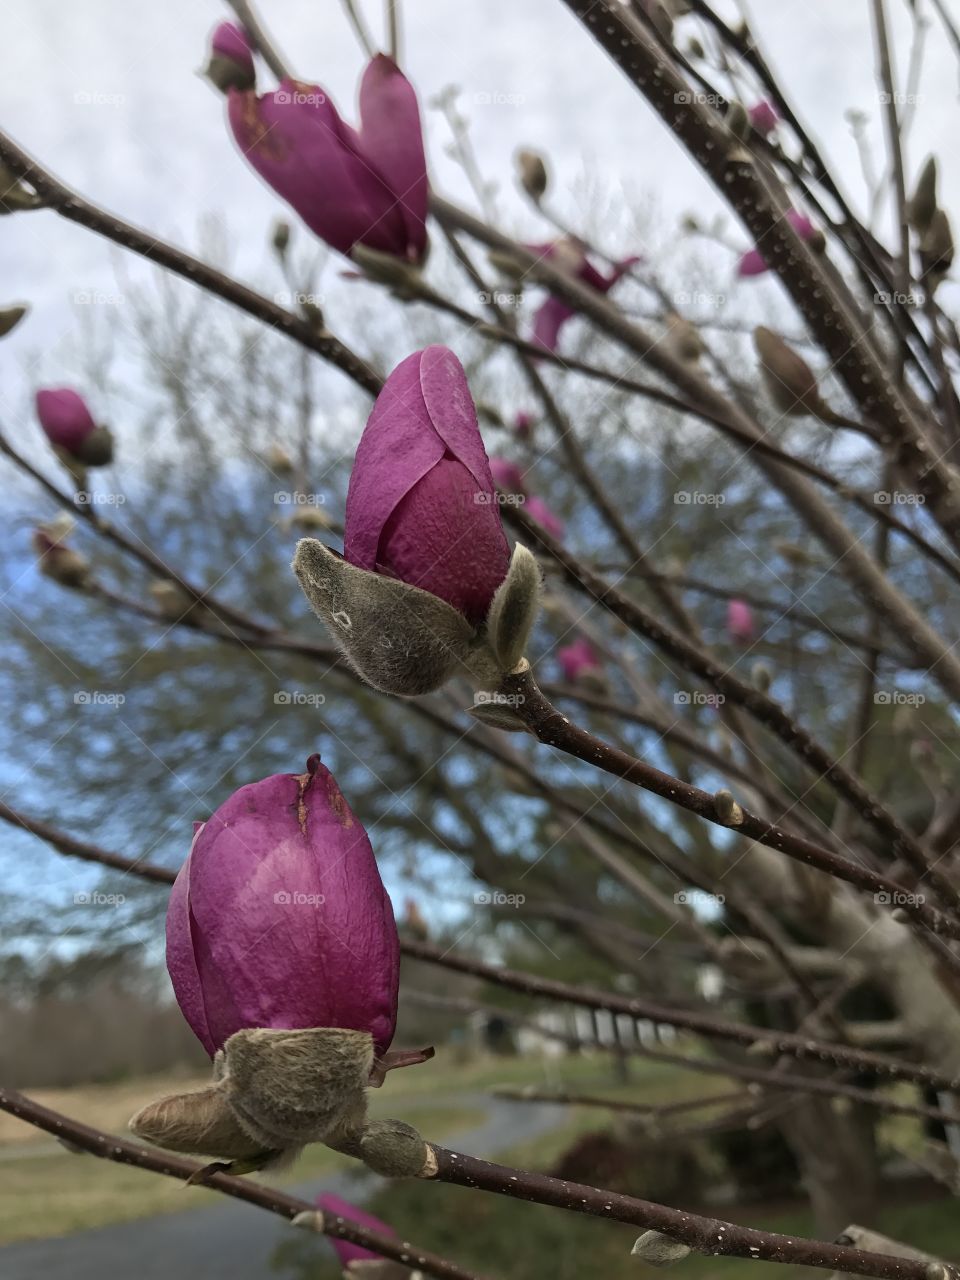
[726, 598, 755, 644]
[737, 209, 819, 278]
[228, 56, 427, 263]
[206, 22, 257, 93]
[529, 240, 640, 352]
[212, 21, 254, 68]
[166, 755, 399, 1062]
[748, 100, 779, 137]
[35, 388, 96, 455]
[525, 495, 565, 541]
[316, 1193, 395, 1266]
[344, 345, 511, 626]
[489, 456, 526, 493]
[514, 411, 535, 439]
[557, 636, 602, 683]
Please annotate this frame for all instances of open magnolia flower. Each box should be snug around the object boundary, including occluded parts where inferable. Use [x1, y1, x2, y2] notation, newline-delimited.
[226, 54, 427, 265]
[293, 346, 541, 697]
[130, 757, 432, 1173]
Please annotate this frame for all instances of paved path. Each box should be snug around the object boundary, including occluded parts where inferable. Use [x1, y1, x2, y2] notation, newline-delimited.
[0, 1095, 565, 1280]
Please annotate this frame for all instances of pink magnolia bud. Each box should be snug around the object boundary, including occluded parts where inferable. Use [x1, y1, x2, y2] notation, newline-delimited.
[514, 411, 535, 439]
[228, 57, 427, 264]
[748, 100, 779, 137]
[316, 1193, 396, 1267]
[343, 346, 511, 625]
[557, 636, 602, 683]
[166, 755, 399, 1062]
[726, 598, 755, 644]
[206, 22, 256, 92]
[737, 209, 820, 278]
[489, 457, 526, 493]
[525, 495, 565, 541]
[35, 388, 96, 455]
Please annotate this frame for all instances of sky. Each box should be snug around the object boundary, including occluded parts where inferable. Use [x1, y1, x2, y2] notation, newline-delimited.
[0, 0, 958, 423]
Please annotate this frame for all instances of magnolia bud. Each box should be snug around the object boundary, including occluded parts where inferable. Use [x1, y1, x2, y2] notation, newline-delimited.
[468, 695, 530, 733]
[908, 156, 938, 234]
[725, 101, 750, 142]
[754, 326, 824, 419]
[714, 788, 744, 826]
[222, 1026, 372, 1151]
[351, 243, 424, 299]
[290, 504, 334, 532]
[516, 149, 548, 202]
[0, 162, 41, 213]
[359, 1119, 429, 1178]
[129, 1082, 270, 1161]
[34, 533, 90, 590]
[266, 442, 294, 473]
[486, 544, 541, 671]
[272, 219, 291, 258]
[204, 22, 256, 93]
[631, 1230, 692, 1265]
[0, 303, 27, 338]
[920, 209, 953, 289]
[293, 539, 495, 696]
[751, 661, 772, 693]
[73, 424, 113, 467]
[662, 312, 705, 364]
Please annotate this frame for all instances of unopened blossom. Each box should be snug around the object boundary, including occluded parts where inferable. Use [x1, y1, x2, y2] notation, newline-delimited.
[227, 56, 427, 263]
[514, 411, 535, 439]
[529, 238, 639, 353]
[737, 210, 820, 278]
[489, 457, 526, 494]
[317, 1193, 397, 1268]
[166, 755, 400, 1062]
[525, 495, 565, 541]
[35, 388, 95, 456]
[726, 598, 755, 644]
[748, 100, 779, 136]
[343, 346, 511, 626]
[205, 22, 256, 92]
[557, 636, 602, 683]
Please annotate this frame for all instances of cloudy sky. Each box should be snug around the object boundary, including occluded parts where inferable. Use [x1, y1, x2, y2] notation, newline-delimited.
[0, 0, 957, 420]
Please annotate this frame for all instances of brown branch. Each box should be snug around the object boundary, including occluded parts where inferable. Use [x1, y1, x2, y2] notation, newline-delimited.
[420, 1144, 954, 1279]
[0, 1086, 484, 1280]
